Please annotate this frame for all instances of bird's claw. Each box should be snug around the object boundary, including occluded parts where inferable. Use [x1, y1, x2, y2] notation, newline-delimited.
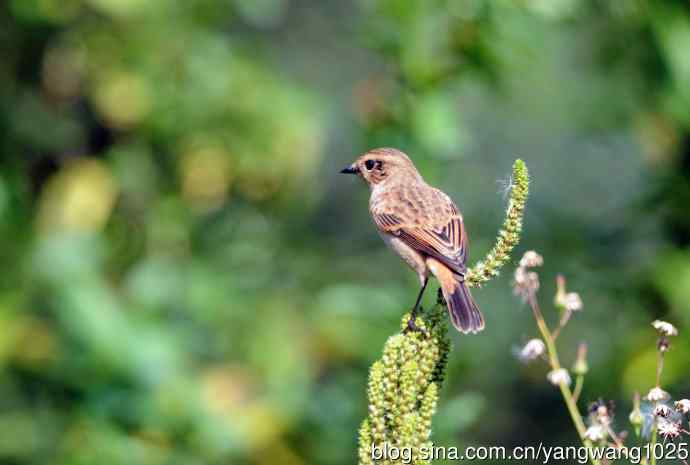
[404, 314, 428, 336]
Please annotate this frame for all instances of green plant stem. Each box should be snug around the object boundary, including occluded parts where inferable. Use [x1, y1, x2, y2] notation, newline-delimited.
[650, 427, 657, 465]
[603, 423, 625, 451]
[572, 375, 584, 403]
[649, 349, 665, 465]
[551, 310, 572, 341]
[655, 351, 664, 388]
[527, 293, 601, 465]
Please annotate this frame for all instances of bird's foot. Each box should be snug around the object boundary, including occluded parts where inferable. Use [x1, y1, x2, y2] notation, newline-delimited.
[404, 312, 428, 336]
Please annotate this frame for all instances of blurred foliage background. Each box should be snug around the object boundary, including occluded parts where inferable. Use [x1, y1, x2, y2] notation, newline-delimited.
[2, 0, 690, 464]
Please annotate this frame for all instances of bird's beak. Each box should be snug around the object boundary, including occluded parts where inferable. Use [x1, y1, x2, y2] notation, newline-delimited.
[340, 164, 359, 174]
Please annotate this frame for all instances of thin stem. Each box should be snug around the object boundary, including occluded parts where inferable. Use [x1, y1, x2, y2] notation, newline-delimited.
[649, 346, 665, 465]
[528, 295, 560, 371]
[551, 309, 572, 341]
[655, 351, 664, 388]
[650, 427, 657, 465]
[527, 292, 601, 465]
[573, 375, 584, 404]
[603, 423, 624, 450]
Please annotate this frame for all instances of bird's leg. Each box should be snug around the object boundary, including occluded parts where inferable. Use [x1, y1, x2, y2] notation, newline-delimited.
[406, 277, 429, 334]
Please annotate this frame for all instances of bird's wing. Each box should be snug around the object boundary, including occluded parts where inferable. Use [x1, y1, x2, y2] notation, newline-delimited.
[372, 190, 468, 275]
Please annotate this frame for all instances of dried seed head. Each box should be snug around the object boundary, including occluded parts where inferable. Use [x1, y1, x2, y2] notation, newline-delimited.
[513, 268, 540, 300]
[584, 425, 606, 442]
[547, 368, 571, 386]
[675, 399, 690, 414]
[597, 405, 612, 425]
[654, 404, 672, 417]
[519, 251, 543, 268]
[652, 320, 678, 337]
[517, 338, 546, 362]
[657, 418, 681, 440]
[646, 387, 670, 402]
[554, 274, 583, 312]
[589, 399, 614, 426]
[563, 292, 583, 312]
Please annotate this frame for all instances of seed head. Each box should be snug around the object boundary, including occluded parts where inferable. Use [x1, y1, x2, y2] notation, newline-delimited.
[646, 387, 670, 402]
[519, 251, 543, 268]
[513, 268, 540, 300]
[652, 320, 678, 337]
[675, 399, 690, 414]
[584, 425, 605, 442]
[563, 293, 583, 312]
[588, 399, 615, 426]
[517, 338, 546, 362]
[596, 404, 612, 425]
[657, 418, 681, 440]
[654, 404, 671, 417]
[554, 275, 583, 312]
[547, 368, 571, 386]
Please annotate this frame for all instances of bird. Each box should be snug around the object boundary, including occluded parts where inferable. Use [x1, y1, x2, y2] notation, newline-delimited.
[340, 147, 484, 334]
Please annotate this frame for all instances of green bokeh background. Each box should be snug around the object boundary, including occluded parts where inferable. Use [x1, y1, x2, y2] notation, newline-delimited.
[1, 1, 690, 464]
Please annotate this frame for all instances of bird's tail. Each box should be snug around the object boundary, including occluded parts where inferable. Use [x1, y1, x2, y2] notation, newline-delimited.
[444, 278, 484, 334]
[427, 257, 484, 334]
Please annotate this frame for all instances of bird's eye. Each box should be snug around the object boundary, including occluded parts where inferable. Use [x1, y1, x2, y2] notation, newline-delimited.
[365, 159, 376, 171]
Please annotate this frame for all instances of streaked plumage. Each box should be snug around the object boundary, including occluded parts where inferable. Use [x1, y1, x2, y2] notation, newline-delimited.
[341, 148, 484, 334]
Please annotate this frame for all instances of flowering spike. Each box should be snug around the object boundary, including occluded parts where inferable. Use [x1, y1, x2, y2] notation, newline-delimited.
[358, 420, 374, 465]
[466, 159, 529, 287]
[358, 306, 450, 465]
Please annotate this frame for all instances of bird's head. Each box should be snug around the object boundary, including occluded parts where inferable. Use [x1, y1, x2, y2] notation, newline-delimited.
[340, 147, 420, 187]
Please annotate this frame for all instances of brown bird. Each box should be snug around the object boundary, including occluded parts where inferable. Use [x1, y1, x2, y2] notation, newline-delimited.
[341, 147, 484, 334]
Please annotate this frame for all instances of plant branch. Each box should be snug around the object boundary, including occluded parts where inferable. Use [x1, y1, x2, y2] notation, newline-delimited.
[527, 292, 601, 465]
[572, 375, 584, 404]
